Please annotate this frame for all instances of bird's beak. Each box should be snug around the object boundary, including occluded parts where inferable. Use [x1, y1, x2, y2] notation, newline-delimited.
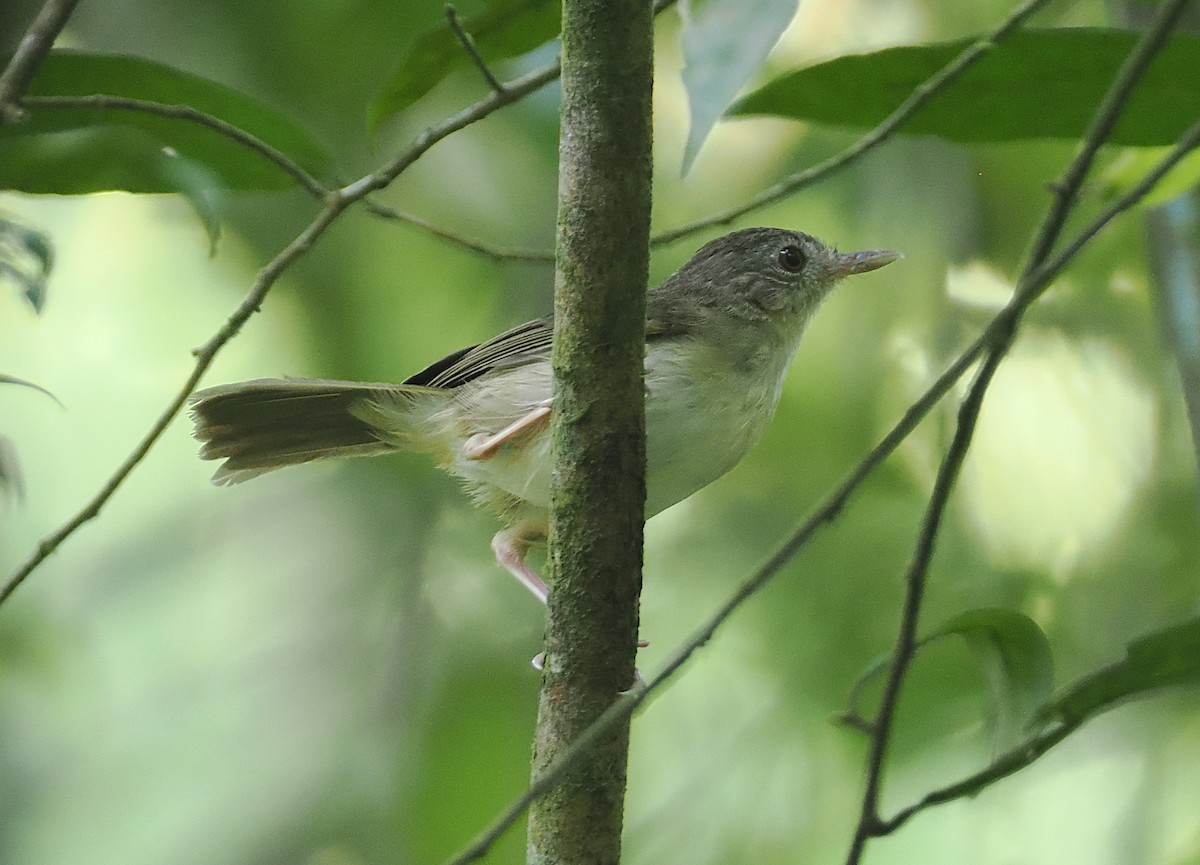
[833, 248, 904, 277]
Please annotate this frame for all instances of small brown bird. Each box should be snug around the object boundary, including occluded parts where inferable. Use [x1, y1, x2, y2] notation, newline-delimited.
[190, 227, 899, 600]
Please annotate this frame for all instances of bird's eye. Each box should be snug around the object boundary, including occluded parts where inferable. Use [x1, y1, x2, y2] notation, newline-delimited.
[777, 245, 806, 273]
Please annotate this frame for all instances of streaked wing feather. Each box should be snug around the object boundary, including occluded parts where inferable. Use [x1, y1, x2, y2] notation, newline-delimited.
[404, 318, 553, 389]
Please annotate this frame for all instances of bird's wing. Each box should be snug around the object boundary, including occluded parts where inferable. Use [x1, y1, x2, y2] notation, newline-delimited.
[404, 308, 688, 392]
[403, 318, 554, 390]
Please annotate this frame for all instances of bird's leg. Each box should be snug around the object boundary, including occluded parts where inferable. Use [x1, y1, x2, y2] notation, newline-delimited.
[493, 520, 649, 678]
[463, 398, 553, 461]
[491, 522, 548, 603]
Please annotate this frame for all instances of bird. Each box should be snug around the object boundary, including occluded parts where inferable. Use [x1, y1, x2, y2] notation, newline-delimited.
[189, 227, 900, 602]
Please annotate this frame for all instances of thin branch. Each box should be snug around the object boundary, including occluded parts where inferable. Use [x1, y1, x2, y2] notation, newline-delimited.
[651, 0, 1051, 247]
[0, 0, 82, 123]
[346, 0, 678, 201]
[446, 4, 507, 94]
[846, 336, 1008, 856]
[20, 94, 331, 198]
[1031, 120, 1200, 292]
[345, 64, 562, 202]
[445, 686, 646, 865]
[878, 720, 1076, 833]
[359, 200, 554, 262]
[844, 3, 1197, 861]
[434, 108, 1200, 865]
[1020, 8, 1190, 273]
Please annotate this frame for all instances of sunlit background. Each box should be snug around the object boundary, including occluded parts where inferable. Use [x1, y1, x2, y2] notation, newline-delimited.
[3, 0, 1200, 863]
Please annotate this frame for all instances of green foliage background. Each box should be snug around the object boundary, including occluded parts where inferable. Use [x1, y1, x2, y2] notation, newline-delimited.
[2, 0, 1199, 864]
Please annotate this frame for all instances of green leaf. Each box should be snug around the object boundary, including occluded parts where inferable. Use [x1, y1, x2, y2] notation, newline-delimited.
[369, 0, 560, 133]
[0, 435, 23, 502]
[678, 0, 799, 174]
[840, 647, 892, 730]
[840, 608, 1054, 750]
[732, 28, 1200, 145]
[1099, 148, 1200, 210]
[1038, 617, 1200, 726]
[927, 608, 1055, 750]
[159, 148, 226, 256]
[0, 50, 333, 193]
[0, 374, 63, 504]
[0, 216, 53, 313]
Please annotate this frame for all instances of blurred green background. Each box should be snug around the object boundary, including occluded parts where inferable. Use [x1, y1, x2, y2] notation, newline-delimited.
[3, 0, 1200, 863]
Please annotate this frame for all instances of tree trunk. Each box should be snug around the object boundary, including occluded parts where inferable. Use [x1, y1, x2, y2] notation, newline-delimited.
[526, 0, 654, 862]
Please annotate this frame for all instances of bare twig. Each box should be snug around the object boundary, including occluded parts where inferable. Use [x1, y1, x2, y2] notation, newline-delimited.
[651, 0, 1051, 247]
[846, 333, 1008, 856]
[446, 4, 507, 94]
[0, 0, 83, 123]
[844, 3, 1197, 862]
[346, 0, 677, 201]
[878, 721, 1076, 833]
[434, 104, 1200, 865]
[1032, 121, 1200, 293]
[20, 94, 331, 197]
[359, 200, 554, 262]
[345, 62, 563, 202]
[443, 688, 645, 865]
[1022, 19, 1187, 272]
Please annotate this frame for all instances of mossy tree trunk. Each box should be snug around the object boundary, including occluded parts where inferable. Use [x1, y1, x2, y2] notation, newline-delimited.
[526, 0, 654, 862]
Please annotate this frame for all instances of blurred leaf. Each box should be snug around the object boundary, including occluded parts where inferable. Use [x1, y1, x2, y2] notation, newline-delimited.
[1099, 148, 1200, 210]
[0, 216, 53, 312]
[840, 647, 891, 729]
[732, 28, 1200, 145]
[159, 147, 227, 255]
[0, 374, 60, 505]
[841, 608, 1054, 751]
[926, 608, 1055, 750]
[1039, 617, 1200, 726]
[0, 50, 333, 193]
[0, 374, 62, 406]
[369, 0, 560, 133]
[678, 0, 798, 174]
[1146, 195, 1200, 474]
[0, 434, 23, 502]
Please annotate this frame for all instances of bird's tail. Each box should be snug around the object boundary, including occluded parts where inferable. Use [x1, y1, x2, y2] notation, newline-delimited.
[189, 378, 425, 485]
